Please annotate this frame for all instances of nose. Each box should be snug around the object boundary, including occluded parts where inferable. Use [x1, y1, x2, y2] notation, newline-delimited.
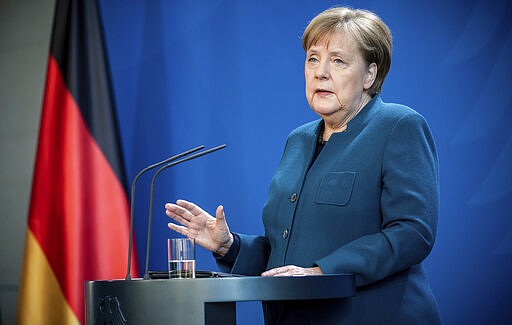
[315, 60, 329, 80]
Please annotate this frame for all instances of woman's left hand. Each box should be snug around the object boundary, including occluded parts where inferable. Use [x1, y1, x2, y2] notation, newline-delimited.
[261, 265, 323, 277]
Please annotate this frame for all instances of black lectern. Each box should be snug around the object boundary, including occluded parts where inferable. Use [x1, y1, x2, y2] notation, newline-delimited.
[85, 274, 355, 324]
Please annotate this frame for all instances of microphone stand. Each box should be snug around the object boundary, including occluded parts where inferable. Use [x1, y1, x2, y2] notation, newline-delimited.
[125, 145, 205, 280]
[143, 144, 227, 280]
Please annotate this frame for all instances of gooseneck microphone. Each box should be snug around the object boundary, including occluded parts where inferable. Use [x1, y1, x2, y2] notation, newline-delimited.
[143, 144, 227, 280]
[125, 145, 205, 280]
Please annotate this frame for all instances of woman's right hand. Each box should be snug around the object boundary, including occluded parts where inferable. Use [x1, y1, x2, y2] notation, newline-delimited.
[165, 199, 234, 256]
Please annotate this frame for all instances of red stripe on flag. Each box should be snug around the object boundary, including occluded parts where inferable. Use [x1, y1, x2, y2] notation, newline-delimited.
[27, 55, 138, 323]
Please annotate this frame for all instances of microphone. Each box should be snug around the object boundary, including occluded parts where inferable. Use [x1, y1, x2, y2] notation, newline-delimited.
[143, 144, 227, 280]
[125, 145, 205, 280]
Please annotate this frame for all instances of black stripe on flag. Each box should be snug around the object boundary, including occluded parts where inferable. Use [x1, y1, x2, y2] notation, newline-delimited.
[49, 0, 127, 192]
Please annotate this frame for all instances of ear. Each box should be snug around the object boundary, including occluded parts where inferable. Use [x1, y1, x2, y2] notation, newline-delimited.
[364, 63, 377, 90]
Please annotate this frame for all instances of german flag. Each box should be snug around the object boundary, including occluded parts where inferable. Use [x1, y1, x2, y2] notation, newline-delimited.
[17, 0, 138, 323]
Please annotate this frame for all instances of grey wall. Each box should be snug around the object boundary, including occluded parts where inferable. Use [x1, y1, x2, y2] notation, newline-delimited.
[0, 0, 55, 324]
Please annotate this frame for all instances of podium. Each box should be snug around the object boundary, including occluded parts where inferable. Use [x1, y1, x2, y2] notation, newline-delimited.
[85, 274, 355, 324]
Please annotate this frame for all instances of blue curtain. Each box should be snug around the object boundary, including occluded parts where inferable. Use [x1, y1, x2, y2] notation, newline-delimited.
[99, 0, 512, 323]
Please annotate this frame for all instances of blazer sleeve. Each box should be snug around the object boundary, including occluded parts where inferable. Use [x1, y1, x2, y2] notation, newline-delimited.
[314, 112, 439, 287]
[216, 233, 271, 275]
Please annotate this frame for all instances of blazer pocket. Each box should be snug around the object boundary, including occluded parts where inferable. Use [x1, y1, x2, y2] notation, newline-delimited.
[316, 171, 356, 206]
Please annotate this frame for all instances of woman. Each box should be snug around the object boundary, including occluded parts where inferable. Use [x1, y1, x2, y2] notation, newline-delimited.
[166, 7, 441, 324]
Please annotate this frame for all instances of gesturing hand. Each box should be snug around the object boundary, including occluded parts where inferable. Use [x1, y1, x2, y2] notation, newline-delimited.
[261, 265, 323, 277]
[165, 199, 234, 256]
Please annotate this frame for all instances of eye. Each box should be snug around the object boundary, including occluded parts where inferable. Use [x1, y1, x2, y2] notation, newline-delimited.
[307, 56, 319, 64]
[333, 58, 344, 65]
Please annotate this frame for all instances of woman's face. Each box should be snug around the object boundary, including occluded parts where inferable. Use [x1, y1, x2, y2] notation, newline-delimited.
[305, 31, 375, 121]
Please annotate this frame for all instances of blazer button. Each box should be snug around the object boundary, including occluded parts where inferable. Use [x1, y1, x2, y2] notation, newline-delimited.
[290, 193, 297, 203]
[282, 229, 289, 239]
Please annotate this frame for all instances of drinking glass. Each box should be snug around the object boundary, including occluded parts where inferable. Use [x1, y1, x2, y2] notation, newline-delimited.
[167, 238, 196, 278]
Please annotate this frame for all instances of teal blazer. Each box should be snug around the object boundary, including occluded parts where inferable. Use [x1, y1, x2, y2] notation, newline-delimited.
[218, 96, 441, 324]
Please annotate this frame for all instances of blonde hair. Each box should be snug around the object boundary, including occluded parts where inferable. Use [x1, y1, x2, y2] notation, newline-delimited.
[302, 7, 392, 96]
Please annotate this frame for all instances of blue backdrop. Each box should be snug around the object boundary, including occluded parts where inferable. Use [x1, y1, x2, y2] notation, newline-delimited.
[98, 0, 512, 323]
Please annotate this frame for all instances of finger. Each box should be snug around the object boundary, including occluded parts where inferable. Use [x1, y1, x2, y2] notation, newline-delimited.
[280, 266, 308, 277]
[168, 223, 190, 237]
[166, 203, 194, 222]
[215, 205, 227, 226]
[262, 265, 303, 277]
[176, 199, 206, 216]
[216, 205, 225, 219]
[280, 269, 306, 277]
[261, 266, 285, 277]
[166, 202, 190, 216]
[168, 222, 201, 241]
[261, 270, 273, 277]
[165, 209, 191, 227]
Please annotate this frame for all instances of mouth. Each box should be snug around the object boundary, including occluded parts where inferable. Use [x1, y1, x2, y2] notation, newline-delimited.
[315, 88, 334, 96]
